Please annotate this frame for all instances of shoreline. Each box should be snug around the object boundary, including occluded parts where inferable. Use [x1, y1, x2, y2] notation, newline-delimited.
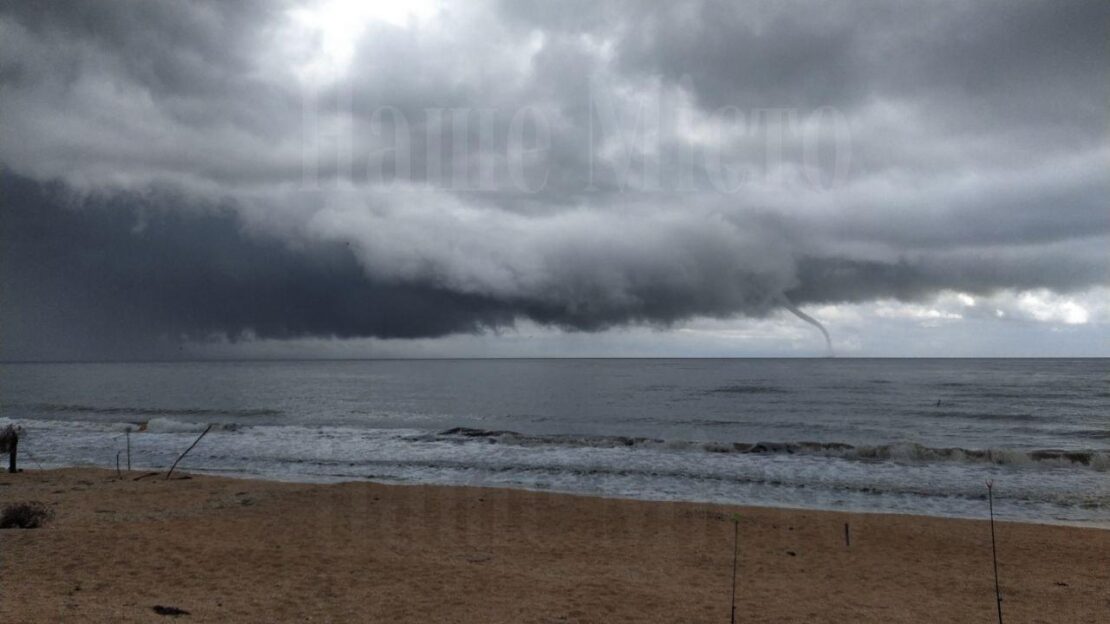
[26, 460, 1110, 530]
[2, 467, 1108, 623]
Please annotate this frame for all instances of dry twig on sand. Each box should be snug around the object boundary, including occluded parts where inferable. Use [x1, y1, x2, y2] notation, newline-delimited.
[166, 425, 213, 480]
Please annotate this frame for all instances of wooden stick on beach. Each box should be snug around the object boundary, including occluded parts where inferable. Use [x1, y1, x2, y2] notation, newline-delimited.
[1, 425, 18, 473]
[729, 513, 740, 624]
[987, 480, 1004, 624]
[166, 425, 213, 480]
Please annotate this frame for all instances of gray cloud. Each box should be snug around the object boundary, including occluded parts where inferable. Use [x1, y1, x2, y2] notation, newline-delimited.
[1, 0, 1106, 359]
[0, 171, 517, 359]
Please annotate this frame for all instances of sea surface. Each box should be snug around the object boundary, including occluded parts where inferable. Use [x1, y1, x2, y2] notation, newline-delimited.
[1, 359, 1107, 525]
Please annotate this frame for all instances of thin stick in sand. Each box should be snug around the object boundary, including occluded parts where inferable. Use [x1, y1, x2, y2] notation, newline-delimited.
[1, 425, 18, 473]
[729, 513, 740, 624]
[987, 480, 1004, 624]
[166, 425, 213, 480]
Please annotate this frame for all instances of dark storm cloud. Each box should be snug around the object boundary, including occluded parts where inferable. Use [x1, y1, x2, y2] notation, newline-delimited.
[0, 171, 516, 359]
[0, 0, 1106, 358]
[0, 170, 800, 359]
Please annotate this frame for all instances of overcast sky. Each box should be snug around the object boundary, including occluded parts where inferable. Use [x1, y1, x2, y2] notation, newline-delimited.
[1, 0, 1107, 360]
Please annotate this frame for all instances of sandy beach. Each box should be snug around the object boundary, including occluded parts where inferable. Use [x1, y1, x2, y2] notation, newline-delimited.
[1, 468, 1106, 623]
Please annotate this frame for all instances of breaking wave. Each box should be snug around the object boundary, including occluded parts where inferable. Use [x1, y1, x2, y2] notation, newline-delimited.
[143, 418, 242, 433]
[432, 427, 1110, 471]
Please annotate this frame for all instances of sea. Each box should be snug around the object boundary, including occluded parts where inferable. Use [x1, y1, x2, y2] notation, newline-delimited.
[1, 359, 1106, 525]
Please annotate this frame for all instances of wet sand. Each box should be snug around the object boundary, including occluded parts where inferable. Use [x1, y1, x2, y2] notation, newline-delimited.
[1, 468, 1106, 623]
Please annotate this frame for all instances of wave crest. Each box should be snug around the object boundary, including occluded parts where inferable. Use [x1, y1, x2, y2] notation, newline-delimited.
[433, 428, 1109, 471]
